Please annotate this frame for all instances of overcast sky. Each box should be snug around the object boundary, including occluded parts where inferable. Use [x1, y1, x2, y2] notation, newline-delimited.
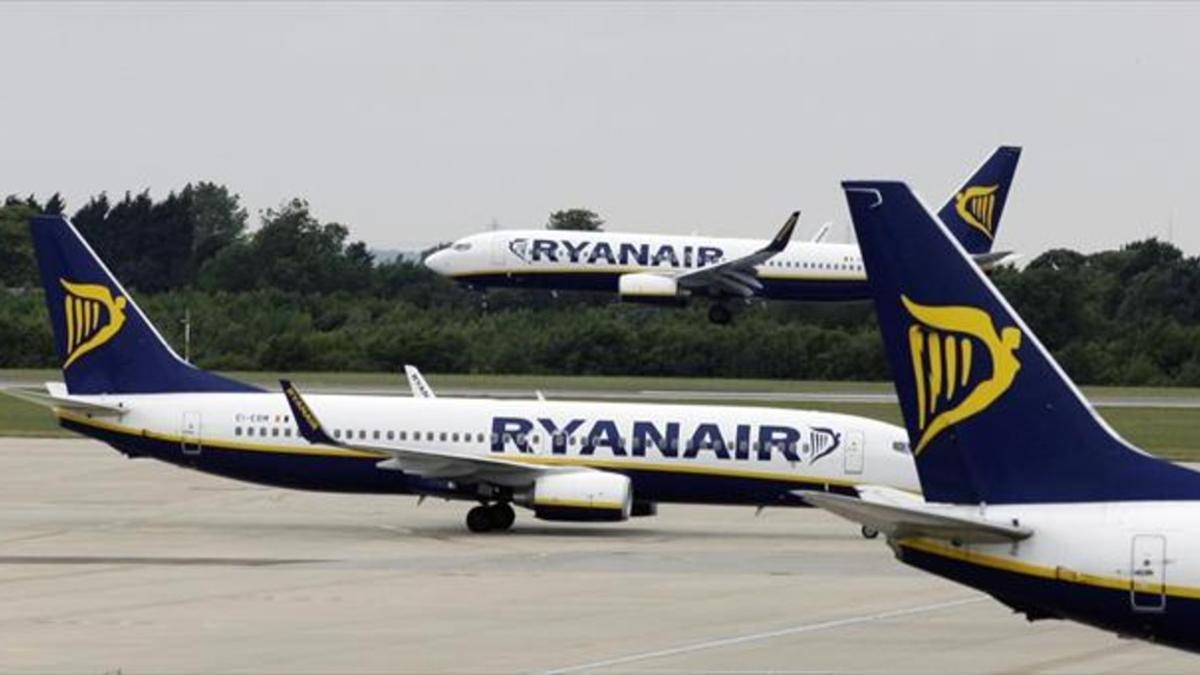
[2, 2, 1198, 257]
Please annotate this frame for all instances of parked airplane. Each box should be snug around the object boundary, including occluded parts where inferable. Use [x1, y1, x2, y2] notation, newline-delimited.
[802, 180, 1200, 652]
[12, 215, 919, 533]
[425, 147, 1020, 324]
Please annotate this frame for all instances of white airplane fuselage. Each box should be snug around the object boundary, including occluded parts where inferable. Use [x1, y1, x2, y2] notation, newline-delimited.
[893, 500, 1200, 649]
[425, 230, 870, 301]
[59, 391, 918, 507]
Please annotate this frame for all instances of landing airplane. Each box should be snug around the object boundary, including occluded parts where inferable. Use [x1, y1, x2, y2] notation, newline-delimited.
[803, 180, 1200, 652]
[13, 215, 919, 533]
[425, 147, 1020, 324]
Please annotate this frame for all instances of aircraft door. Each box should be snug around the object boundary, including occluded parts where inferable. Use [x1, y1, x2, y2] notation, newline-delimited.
[1130, 534, 1167, 612]
[490, 237, 508, 268]
[181, 411, 202, 456]
[843, 430, 864, 475]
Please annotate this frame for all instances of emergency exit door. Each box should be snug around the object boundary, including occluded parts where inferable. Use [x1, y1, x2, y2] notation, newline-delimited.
[843, 430, 864, 475]
[181, 411, 202, 456]
[1130, 534, 1166, 612]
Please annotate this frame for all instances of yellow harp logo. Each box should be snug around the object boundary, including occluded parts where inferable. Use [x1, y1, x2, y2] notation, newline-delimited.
[60, 279, 127, 368]
[902, 295, 1021, 453]
[954, 185, 1000, 239]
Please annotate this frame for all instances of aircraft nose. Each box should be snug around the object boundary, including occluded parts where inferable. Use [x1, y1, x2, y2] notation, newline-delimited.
[424, 249, 451, 275]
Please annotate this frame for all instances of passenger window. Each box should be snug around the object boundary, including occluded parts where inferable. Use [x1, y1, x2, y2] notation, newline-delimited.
[439, 432, 447, 442]
[272, 427, 279, 437]
[358, 430, 366, 440]
[477, 433, 485, 443]
[426, 432, 434, 441]
[452, 433, 460, 442]
[260, 427, 268, 436]
[285, 428, 292, 437]
[491, 433, 500, 444]
[373, 430, 380, 440]
[399, 431, 407, 441]
[235, 426, 242, 436]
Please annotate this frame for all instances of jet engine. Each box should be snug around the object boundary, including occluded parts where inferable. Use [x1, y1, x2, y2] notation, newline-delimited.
[521, 472, 633, 522]
[617, 273, 685, 304]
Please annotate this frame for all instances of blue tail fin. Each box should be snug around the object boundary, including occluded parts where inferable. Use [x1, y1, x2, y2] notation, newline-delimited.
[937, 146, 1020, 254]
[842, 181, 1200, 505]
[29, 215, 261, 395]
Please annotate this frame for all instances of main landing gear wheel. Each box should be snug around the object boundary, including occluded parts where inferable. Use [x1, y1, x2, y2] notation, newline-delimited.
[861, 525, 880, 540]
[466, 503, 517, 533]
[490, 503, 516, 531]
[708, 304, 733, 325]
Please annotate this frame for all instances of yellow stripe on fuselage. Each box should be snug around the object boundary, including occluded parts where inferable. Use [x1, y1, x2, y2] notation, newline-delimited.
[899, 537, 1200, 600]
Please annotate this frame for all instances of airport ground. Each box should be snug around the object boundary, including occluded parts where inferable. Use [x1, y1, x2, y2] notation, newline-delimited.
[3, 372, 1200, 672]
[1, 437, 1197, 674]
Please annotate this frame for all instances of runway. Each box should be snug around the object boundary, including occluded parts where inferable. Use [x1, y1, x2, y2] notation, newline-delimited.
[0, 438, 1196, 673]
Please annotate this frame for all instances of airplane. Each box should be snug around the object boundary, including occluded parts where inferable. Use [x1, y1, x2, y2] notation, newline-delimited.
[11, 214, 919, 533]
[801, 180, 1200, 652]
[424, 147, 1020, 325]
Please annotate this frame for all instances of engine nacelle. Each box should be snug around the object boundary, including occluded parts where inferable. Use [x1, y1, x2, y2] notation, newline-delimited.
[618, 273, 685, 304]
[524, 472, 633, 522]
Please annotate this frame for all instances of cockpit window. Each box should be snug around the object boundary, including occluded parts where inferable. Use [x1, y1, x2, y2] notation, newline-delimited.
[452, 243, 472, 251]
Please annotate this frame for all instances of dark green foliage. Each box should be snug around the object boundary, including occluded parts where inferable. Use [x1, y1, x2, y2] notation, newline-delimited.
[3, 186, 1200, 385]
[547, 208, 604, 231]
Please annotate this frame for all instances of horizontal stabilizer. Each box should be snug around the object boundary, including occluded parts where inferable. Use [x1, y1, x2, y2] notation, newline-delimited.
[797, 488, 1032, 543]
[1, 384, 127, 416]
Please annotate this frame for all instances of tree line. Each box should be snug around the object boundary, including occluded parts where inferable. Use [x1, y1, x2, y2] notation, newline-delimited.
[2, 188, 1199, 386]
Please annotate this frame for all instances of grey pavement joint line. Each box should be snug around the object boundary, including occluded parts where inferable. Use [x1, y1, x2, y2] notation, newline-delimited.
[543, 595, 986, 674]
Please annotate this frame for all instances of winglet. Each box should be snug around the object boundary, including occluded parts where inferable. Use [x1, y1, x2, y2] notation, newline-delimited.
[765, 211, 800, 253]
[404, 365, 437, 399]
[280, 380, 340, 446]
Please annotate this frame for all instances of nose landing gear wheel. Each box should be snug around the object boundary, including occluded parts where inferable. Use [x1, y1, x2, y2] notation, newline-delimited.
[708, 303, 732, 325]
[861, 525, 880, 540]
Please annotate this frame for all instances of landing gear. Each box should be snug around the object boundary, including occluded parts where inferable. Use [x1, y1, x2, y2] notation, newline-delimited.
[466, 502, 516, 533]
[861, 525, 880, 540]
[490, 502, 516, 530]
[708, 303, 733, 325]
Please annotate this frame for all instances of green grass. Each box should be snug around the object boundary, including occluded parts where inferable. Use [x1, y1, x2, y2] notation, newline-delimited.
[3, 370, 1199, 460]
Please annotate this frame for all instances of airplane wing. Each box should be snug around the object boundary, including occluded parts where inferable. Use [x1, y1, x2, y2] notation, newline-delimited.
[404, 364, 436, 399]
[797, 486, 1033, 544]
[673, 211, 799, 297]
[1, 383, 127, 416]
[971, 250, 1016, 269]
[280, 380, 585, 487]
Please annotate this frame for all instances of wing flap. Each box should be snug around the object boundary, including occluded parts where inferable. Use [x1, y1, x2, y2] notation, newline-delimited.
[797, 489, 1032, 543]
